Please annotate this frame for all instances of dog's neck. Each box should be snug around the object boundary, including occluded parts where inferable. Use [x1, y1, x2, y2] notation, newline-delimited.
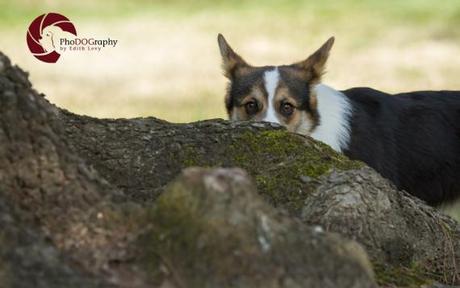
[311, 84, 352, 152]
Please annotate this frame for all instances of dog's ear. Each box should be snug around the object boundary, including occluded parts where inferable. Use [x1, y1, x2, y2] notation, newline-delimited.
[293, 37, 335, 83]
[218, 34, 250, 79]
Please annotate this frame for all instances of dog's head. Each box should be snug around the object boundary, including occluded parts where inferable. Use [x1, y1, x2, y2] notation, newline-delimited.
[218, 34, 334, 135]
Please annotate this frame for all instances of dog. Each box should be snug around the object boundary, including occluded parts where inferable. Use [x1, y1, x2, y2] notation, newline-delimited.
[217, 34, 460, 206]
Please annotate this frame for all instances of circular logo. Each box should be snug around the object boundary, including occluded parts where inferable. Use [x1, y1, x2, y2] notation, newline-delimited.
[26, 13, 77, 63]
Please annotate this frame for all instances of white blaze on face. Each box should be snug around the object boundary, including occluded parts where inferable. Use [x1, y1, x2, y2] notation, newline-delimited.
[262, 68, 280, 124]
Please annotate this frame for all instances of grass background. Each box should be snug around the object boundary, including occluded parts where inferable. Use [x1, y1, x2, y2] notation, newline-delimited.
[0, 0, 459, 218]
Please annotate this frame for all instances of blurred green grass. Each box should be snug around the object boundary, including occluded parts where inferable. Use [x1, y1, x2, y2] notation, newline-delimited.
[0, 0, 459, 220]
[2, 0, 460, 27]
[2, 0, 460, 55]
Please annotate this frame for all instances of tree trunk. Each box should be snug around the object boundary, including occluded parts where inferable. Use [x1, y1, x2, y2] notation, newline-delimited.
[0, 51, 458, 287]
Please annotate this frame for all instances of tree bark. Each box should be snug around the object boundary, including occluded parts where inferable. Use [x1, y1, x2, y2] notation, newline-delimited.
[0, 51, 458, 287]
[146, 167, 376, 288]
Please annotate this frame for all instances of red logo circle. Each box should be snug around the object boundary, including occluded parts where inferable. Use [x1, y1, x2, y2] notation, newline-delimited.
[26, 13, 77, 63]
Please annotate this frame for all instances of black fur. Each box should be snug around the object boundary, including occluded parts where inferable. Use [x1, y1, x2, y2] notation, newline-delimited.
[342, 88, 460, 205]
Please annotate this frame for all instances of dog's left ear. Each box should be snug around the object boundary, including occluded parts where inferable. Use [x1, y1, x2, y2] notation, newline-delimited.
[294, 37, 335, 83]
[218, 34, 250, 79]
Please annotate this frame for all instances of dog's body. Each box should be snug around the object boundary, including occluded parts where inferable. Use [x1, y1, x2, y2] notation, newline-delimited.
[217, 34, 460, 206]
[342, 87, 460, 205]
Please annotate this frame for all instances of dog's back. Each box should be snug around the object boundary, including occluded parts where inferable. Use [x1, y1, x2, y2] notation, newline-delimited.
[343, 88, 460, 205]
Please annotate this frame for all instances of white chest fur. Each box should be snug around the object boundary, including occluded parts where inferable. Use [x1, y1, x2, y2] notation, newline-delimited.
[311, 84, 352, 152]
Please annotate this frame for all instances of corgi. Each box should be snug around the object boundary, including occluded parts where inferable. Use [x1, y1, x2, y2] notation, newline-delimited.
[217, 34, 460, 206]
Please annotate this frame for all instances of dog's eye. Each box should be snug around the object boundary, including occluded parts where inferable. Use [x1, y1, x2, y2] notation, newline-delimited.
[280, 103, 295, 116]
[245, 101, 259, 115]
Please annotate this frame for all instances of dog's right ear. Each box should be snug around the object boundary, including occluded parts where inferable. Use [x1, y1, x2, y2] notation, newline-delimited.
[218, 34, 249, 79]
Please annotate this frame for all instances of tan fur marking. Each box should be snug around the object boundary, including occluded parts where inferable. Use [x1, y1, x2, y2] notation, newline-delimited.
[274, 86, 299, 107]
[290, 110, 314, 135]
[268, 85, 312, 135]
[274, 76, 320, 135]
[230, 84, 268, 121]
[309, 89, 318, 112]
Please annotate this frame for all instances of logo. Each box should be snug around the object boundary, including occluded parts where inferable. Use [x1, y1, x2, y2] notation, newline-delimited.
[26, 13, 118, 63]
[26, 13, 77, 63]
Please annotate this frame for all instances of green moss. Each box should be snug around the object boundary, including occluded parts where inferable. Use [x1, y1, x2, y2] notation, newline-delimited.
[141, 179, 246, 286]
[171, 129, 362, 215]
[226, 130, 362, 214]
[141, 181, 205, 278]
[179, 144, 202, 167]
[229, 130, 361, 174]
[373, 262, 433, 287]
